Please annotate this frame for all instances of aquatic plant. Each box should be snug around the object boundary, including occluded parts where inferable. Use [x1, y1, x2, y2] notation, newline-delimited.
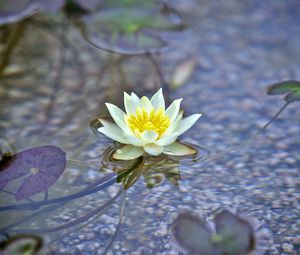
[79, 0, 187, 54]
[172, 209, 258, 255]
[0, 234, 43, 255]
[98, 89, 201, 160]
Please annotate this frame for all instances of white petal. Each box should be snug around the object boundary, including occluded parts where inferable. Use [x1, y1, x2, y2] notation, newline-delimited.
[131, 92, 140, 102]
[163, 142, 196, 156]
[113, 145, 144, 160]
[166, 110, 183, 134]
[150, 88, 165, 110]
[165, 98, 182, 123]
[143, 144, 163, 156]
[155, 134, 178, 146]
[174, 113, 202, 136]
[141, 130, 158, 143]
[124, 92, 137, 115]
[124, 134, 147, 146]
[105, 103, 131, 133]
[98, 126, 128, 144]
[139, 96, 153, 113]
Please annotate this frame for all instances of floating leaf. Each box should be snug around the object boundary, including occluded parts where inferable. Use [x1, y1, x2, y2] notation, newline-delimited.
[172, 210, 256, 255]
[79, 1, 187, 54]
[0, 0, 38, 25]
[267, 80, 300, 103]
[214, 210, 255, 255]
[0, 145, 66, 200]
[0, 0, 65, 25]
[172, 213, 214, 255]
[0, 234, 43, 255]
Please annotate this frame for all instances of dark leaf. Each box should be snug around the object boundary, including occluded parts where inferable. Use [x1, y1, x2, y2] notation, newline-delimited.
[35, 0, 65, 13]
[75, 0, 105, 11]
[214, 210, 255, 255]
[172, 213, 215, 255]
[0, 234, 43, 255]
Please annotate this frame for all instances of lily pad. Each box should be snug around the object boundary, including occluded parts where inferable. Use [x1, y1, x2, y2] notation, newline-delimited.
[80, 1, 187, 54]
[0, 0, 38, 25]
[0, 234, 43, 255]
[0, 145, 66, 200]
[267, 80, 300, 103]
[214, 210, 255, 255]
[172, 213, 214, 255]
[172, 210, 256, 255]
[0, 0, 65, 25]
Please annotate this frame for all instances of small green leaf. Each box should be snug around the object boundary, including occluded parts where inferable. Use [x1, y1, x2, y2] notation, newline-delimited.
[284, 91, 300, 103]
[214, 210, 255, 255]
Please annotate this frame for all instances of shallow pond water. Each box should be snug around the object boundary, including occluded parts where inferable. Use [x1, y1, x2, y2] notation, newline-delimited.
[0, 0, 300, 254]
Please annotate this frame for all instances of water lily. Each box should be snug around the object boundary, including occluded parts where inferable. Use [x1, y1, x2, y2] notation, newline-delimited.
[98, 89, 201, 160]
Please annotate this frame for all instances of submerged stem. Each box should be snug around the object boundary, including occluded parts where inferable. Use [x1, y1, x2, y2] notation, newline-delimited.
[9, 187, 124, 234]
[0, 173, 117, 212]
[103, 189, 127, 255]
[205, 102, 290, 162]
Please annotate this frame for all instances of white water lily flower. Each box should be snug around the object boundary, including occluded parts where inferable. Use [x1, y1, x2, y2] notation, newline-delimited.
[98, 89, 201, 160]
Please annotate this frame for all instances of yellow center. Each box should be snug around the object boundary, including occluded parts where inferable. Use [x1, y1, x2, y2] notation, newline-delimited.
[126, 108, 170, 138]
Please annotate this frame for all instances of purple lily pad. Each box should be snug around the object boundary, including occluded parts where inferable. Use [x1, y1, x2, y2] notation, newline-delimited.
[0, 0, 65, 26]
[0, 145, 66, 200]
[0, 0, 38, 26]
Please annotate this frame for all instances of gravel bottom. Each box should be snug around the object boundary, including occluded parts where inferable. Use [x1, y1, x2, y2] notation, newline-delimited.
[0, 0, 300, 254]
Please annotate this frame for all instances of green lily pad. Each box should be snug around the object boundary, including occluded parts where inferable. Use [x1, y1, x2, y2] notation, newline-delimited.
[79, 1, 187, 54]
[267, 80, 300, 103]
[214, 210, 255, 255]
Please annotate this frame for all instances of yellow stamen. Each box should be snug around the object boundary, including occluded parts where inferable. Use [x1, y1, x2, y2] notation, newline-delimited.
[127, 108, 170, 138]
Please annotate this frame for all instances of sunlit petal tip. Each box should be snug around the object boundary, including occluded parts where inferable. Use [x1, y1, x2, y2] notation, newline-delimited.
[124, 92, 136, 115]
[165, 98, 183, 122]
[139, 96, 153, 112]
[105, 103, 130, 133]
[113, 145, 144, 160]
[174, 113, 202, 136]
[131, 92, 140, 101]
[150, 88, 165, 109]
[163, 142, 197, 156]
